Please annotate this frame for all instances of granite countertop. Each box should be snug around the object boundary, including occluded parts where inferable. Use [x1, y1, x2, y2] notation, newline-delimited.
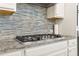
[0, 35, 76, 55]
[0, 39, 25, 55]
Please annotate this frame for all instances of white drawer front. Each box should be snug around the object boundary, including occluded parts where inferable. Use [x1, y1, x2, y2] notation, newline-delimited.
[69, 47, 77, 56]
[26, 41, 67, 56]
[69, 39, 77, 47]
[46, 49, 67, 56]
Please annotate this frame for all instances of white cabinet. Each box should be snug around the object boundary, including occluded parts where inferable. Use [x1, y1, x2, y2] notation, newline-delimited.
[46, 49, 67, 56]
[47, 3, 64, 18]
[69, 39, 77, 47]
[55, 3, 64, 18]
[1, 50, 24, 56]
[69, 47, 77, 56]
[0, 39, 77, 56]
[25, 39, 77, 56]
[25, 41, 67, 56]
[68, 39, 77, 56]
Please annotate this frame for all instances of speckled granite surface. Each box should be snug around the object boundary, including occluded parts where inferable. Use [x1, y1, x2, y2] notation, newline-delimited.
[0, 39, 25, 55]
[0, 36, 76, 55]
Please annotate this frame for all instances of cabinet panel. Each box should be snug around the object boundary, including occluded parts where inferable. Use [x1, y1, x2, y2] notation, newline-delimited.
[69, 47, 77, 56]
[46, 49, 67, 56]
[55, 3, 64, 17]
[47, 3, 64, 18]
[68, 39, 77, 56]
[69, 39, 77, 47]
[26, 41, 67, 56]
[47, 5, 55, 18]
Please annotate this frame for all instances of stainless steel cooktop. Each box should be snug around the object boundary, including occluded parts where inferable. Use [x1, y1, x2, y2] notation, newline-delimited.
[16, 34, 62, 42]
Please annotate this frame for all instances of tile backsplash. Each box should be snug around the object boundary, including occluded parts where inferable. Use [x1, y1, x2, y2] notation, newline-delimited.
[0, 3, 53, 40]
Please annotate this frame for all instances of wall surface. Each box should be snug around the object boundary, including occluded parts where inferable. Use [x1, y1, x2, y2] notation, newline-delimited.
[0, 3, 53, 40]
[58, 3, 77, 36]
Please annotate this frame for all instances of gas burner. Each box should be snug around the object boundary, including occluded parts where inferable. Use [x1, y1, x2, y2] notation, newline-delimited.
[16, 34, 62, 42]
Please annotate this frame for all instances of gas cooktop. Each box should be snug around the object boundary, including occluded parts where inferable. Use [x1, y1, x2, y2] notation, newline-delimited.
[16, 34, 62, 42]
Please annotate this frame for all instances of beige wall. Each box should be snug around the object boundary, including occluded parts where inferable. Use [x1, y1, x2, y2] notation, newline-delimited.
[58, 3, 77, 36]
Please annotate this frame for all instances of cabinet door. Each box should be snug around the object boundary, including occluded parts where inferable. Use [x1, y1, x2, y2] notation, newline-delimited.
[26, 41, 67, 56]
[46, 49, 67, 56]
[1, 50, 24, 56]
[47, 5, 55, 18]
[47, 3, 64, 18]
[69, 39, 77, 47]
[69, 47, 77, 56]
[68, 39, 77, 56]
[55, 3, 64, 17]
